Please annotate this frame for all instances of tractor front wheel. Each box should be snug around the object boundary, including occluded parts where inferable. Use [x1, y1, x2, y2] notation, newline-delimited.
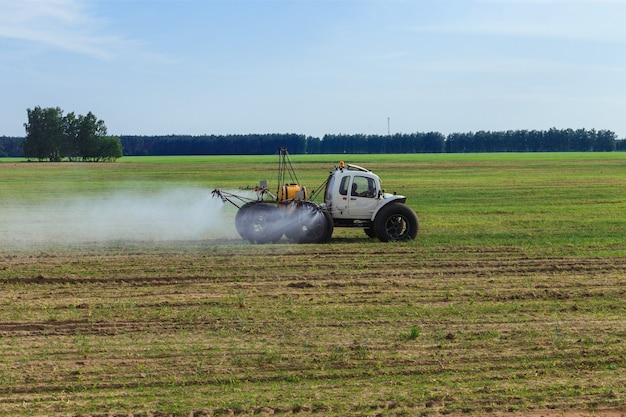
[363, 225, 377, 238]
[373, 203, 419, 242]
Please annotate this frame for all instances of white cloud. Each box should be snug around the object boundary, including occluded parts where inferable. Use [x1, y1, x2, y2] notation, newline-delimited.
[0, 0, 134, 59]
[412, 0, 626, 44]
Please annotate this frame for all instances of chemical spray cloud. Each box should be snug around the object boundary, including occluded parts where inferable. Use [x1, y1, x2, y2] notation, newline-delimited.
[0, 187, 250, 247]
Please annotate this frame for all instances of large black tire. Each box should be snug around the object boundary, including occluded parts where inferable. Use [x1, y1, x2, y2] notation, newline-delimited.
[373, 203, 419, 242]
[363, 224, 377, 238]
[284, 202, 334, 244]
[235, 202, 256, 241]
[235, 202, 283, 244]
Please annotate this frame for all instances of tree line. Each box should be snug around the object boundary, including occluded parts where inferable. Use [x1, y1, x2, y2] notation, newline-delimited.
[18, 106, 122, 161]
[120, 128, 623, 155]
[119, 134, 307, 156]
[2, 124, 625, 158]
[0, 136, 24, 157]
[444, 128, 618, 153]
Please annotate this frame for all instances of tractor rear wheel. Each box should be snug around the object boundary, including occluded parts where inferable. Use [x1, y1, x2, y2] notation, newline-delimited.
[373, 203, 419, 242]
[235, 202, 283, 244]
[235, 202, 256, 241]
[284, 202, 334, 244]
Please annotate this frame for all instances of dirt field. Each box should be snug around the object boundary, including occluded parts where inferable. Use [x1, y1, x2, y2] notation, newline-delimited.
[1, 240, 625, 416]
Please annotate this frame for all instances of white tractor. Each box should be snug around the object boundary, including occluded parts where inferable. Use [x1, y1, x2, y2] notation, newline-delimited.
[212, 148, 419, 243]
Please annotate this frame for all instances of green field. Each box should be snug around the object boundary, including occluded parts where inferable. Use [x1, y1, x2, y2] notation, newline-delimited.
[2, 153, 625, 253]
[0, 153, 625, 416]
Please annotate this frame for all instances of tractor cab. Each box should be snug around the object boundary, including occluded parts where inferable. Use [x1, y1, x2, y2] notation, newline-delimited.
[324, 162, 384, 220]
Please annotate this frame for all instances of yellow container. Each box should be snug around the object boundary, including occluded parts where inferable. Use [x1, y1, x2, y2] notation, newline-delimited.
[280, 184, 307, 201]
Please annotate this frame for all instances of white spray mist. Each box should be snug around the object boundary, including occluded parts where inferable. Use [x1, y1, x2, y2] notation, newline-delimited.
[0, 187, 245, 246]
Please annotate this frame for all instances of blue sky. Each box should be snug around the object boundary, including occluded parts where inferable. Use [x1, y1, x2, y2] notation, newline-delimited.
[1, 0, 625, 139]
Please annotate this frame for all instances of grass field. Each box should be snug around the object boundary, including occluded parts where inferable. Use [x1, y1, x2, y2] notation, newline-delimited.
[0, 153, 625, 416]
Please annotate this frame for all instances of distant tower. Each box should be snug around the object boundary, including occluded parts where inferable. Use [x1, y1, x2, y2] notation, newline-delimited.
[387, 117, 390, 136]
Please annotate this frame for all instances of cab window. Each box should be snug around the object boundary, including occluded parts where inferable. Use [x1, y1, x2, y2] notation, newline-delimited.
[351, 176, 376, 198]
[339, 176, 349, 196]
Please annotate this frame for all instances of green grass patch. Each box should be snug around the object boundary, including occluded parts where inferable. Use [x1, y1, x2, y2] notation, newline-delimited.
[3, 152, 625, 255]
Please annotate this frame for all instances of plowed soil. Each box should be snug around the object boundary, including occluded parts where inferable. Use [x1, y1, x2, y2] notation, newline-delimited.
[1, 241, 625, 416]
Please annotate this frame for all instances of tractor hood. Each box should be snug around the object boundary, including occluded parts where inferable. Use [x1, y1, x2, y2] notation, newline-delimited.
[382, 193, 407, 203]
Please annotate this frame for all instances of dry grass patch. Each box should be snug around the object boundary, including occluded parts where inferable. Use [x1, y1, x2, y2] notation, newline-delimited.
[1, 242, 625, 416]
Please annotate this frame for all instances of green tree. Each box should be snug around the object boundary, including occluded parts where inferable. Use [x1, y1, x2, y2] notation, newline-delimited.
[23, 106, 64, 161]
[76, 112, 108, 160]
[22, 107, 122, 162]
[595, 130, 616, 151]
[95, 136, 123, 161]
[62, 112, 81, 160]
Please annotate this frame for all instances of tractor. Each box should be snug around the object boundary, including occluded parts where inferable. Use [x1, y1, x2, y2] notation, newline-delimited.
[211, 148, 419, 243]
